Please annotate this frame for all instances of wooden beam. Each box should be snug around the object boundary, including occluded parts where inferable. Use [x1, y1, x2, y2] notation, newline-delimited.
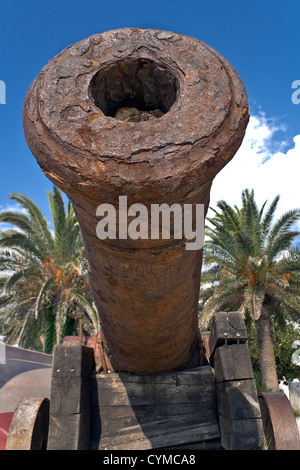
[47, 343, 94, 450]
[90, 366, 220, 450]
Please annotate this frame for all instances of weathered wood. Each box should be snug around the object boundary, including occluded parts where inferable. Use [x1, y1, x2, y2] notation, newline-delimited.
[209, 312, 248, 361]
[95, 366, 215, 385]
[51, 343, 94, 378]
[90, 366, 220, 450]
[209, 312, 264, 450]
[91, 367, 216, 408]
[218, 415, 265, 450]
[49, 376, 90, 415]
[93, 406, 217, 437]
[6, 397, 49, 450]
[95, 411, 220, 450]
[47, 344, 94, 450]
[162, 438, 223, 450]
[48, 410, 91, 450]
[213, 344, 254, 382]
[216, 379, 261, 419]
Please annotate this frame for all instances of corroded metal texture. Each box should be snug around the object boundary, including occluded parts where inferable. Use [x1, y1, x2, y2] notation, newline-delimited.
[259, 392, 300, 450]
[23, 28, 249, 374]
[5, 397, 50, 450]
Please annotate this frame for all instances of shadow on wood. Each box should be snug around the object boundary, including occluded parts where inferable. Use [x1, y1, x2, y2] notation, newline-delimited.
[90, 366, 221, 450]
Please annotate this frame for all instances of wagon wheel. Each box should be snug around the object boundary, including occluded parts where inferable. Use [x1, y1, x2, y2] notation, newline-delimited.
[6, 397, 50, 450]
[258, 392, 300, 450]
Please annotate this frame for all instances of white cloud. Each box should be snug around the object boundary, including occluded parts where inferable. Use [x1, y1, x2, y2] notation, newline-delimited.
[209, 113, 300, 229]
[0, 203, 29, 233]
[0, 203, 28, 214]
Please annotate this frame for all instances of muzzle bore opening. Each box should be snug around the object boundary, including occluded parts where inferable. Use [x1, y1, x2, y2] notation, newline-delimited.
[89, 58, 179, 121]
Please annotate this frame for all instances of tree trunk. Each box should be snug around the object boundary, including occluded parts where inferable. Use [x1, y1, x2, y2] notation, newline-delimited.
[255, 304, 278, 392]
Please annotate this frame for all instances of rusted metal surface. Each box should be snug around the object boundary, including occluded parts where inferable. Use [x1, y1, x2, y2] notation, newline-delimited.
[23, 28, 249, 374]
[198, 335, 209, 367]
[258, 392, 300, 450]
[97, 331, 109, 374]
[5, 397, 50, 450]
[63, 331, 112, 373]
[201, 332, 211, 364]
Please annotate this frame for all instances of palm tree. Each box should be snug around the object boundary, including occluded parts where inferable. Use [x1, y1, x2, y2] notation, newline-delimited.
[0, 187, 100, 352]
[199, 189, 300, 391]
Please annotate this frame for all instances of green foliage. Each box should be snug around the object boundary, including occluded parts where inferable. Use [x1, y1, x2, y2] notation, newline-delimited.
[0, 186, 100, 353]
[44, 305, 56, 355]
[199, 189, 300, 328]
[199, 188, 300, 389]
[247, 319, 300, 382]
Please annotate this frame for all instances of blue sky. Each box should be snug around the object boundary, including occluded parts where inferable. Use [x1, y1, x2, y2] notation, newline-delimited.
[0, 0, 299, 224]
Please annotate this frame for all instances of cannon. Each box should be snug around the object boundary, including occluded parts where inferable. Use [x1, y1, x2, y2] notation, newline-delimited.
[22, 27, 249, 375]
[4, 29, 300, 450]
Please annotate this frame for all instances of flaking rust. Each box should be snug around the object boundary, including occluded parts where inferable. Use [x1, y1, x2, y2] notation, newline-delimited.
[23, 28, 249, 374]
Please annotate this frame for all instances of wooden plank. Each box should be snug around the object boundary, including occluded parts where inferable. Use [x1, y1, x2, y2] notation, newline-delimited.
[96, 365, 214, 385]
[91, 366, 216, 407]
[209, 312, 248, 360]
[48, 410, 90, 450]
[213, 344, 254, 382]
[50, 376, 90, 415]
[96, 411, 220, 450]
[90, 366, 219, 450]
[47, 344, 94, 450]
[51, 343, 94, 377]
[91, 383, 216, 407]
[218, 415, 265, 450]
[93, 406, 217, 436]
[216, 379, 261, 420]
[162, 438, 223, 450]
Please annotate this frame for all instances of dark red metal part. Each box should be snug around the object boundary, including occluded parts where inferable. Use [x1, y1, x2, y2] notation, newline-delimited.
[0, 412, 14, 450]
[63, 332, 112, 373]
[258, 392, 300, 450]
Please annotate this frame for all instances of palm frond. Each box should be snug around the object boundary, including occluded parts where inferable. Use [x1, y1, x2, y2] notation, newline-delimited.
[8, 192, 54, 250]
[34, 279, 54, 320]
[4, 269, 26, 293]
[0, 230, 42, 259]
[72, 292, 100, 333]
[244, 286, 265, 320]
[261, 195, 280, 236]
[267, 209, 300, 244]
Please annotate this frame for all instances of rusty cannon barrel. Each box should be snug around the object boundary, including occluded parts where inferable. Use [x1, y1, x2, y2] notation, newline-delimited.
[23, 28, 249, 374]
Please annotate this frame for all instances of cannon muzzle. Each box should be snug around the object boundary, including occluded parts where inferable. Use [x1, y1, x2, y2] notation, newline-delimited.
[23, 28, 248, 374]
